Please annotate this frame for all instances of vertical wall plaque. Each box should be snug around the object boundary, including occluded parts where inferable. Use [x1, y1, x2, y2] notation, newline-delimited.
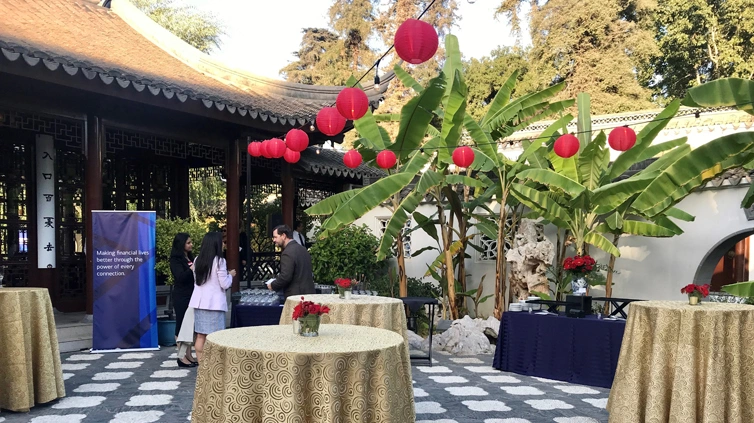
[36, 134, 56, 268]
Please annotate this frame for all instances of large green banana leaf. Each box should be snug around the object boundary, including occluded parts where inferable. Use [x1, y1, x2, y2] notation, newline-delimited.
[639, 144, 691, 175]
[682, 78, 754, 115]
[576, 93, 592, 150]
[490, 99, 575, 141]
[584, 231, 620, 256]
[633, 132, 754, 217]
[608, 100, 682, 180]
[305, 189, 359, 216]
[516, 169, 586, 198]
[548, 149, 580, 183]
[578, 131, 608, 190]
[464, 116, 499, 167]
[591, 173, 657, 213]
[390, 74, 446, 161]
[400, 136, 440, 174]
[320, 172, 415, 235]
[480, 71, 519, 127]
[377, 192, 421, 260]
[482, 82, 566, 132]
[438, 70, 468, 165]
[510, 184, 570, 228]
[394, 64, 423, 94]
[441, 35, 463, 108]
[354, 107, 390, 150]
[722, 281, 754, 298]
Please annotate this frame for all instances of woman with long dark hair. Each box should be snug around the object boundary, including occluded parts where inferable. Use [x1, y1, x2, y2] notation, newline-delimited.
[169, 233, 197, 367]
[188, 231, 235, 361]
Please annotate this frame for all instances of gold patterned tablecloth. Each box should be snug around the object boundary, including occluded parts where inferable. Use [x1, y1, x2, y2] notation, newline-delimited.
[608, 301, 754, 423]
[0, 288, 66, 412]
[191, 324, 415, 422]
[280, 294, 409, 347]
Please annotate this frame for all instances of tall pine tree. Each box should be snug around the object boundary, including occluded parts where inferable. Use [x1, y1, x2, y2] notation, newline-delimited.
[497, 0, 657, 114]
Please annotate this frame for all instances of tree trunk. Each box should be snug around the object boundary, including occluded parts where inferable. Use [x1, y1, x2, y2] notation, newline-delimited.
[396, 232, 408, 297]
[436, 193, 458, 320]
[604, 234, 620, 314]
[493, 197, 508, 319]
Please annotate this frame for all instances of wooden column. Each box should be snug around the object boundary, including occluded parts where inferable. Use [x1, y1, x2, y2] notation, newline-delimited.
[226, 139, 241, 293]
[281, 163, 295, 228]
[85, 115, 104, 315]
[174, 161, 190, 219]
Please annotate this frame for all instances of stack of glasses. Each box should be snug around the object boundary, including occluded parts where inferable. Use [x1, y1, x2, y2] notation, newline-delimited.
[239, 289, 281, 306]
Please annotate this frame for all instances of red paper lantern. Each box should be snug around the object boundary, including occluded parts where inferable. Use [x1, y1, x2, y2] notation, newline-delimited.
[452, 146, 475, 168]
[608, 126, 637, 151]
[285, 129, 309, 152]
[267, 138, 286, 159]
[343, 150, 363, 169]
[394, 19, 439, 65]
[316, 107, 347, 137]
[376, 150, 397, 169]
[553, 134, 580, 158]
[260, 140, 271, 158]
[336, 88, 369, 121]
[283, 148, 301, 164]
[247, 142, 262, 157]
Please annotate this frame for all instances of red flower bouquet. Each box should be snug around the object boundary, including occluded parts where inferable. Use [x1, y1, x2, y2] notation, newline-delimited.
[292, 297, 330, 337]
[681, 283, 709, 305]
[563, 255, 596, 275]
[292, 297, 330, 321]
[334, 278, 355, 289]
[335, 278, 356, 299]
[563, 255, 597, 295]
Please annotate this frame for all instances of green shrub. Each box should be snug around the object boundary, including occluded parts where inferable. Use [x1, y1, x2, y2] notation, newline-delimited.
[309, 224, 388, 285]
[155, 218, 209, 285]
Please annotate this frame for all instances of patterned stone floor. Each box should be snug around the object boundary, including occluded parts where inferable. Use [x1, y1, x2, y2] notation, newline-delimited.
[0, 348, 609, 422]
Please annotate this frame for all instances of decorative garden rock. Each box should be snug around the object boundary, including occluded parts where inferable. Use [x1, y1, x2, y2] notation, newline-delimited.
[505, 219, 555, 300]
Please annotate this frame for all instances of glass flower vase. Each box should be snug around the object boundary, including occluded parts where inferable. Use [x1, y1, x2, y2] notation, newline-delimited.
[338, 287, 352, 300]
[299, 315, 321, 337]
[688, 293, 702, 305]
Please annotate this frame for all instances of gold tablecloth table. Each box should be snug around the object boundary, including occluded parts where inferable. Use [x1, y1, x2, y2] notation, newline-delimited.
[280, 294, 409, 347]
[191, 324, 415, 422]
[607, 301, 754, 423]
[0, 288, 66, 412]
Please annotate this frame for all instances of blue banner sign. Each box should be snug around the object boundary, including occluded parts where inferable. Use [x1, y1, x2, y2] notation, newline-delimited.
[91, 211, 158, 351]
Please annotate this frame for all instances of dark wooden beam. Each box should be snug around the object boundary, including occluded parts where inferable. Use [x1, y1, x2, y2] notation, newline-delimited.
[85, 114, 104, 315]
[226, 139, 241, 293]
[281, 163, 295, 228]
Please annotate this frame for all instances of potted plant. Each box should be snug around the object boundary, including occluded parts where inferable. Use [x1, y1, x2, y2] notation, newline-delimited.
[563, 255, 597, 296]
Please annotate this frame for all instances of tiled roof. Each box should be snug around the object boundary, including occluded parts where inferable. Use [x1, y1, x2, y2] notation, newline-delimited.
[0, 0, 393, 128]
[299, 148, 385, 182]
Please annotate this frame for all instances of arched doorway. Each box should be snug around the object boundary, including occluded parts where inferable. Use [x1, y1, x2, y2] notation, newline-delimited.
[694, 229, 754, 290]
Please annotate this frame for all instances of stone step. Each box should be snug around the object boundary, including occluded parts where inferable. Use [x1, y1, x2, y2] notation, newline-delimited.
[58, 337, 92, 353]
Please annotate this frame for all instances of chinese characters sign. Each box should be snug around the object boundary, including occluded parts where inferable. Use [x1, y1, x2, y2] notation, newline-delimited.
[36, 134, 56, 268]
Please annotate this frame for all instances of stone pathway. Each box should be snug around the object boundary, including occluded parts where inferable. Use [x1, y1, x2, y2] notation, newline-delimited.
[0, 348, 609, 422]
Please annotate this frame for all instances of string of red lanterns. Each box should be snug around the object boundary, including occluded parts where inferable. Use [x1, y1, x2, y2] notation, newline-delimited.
[249, 7, 640, 170]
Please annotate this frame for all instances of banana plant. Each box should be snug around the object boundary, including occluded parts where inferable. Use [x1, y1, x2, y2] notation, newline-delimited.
[308, 35, 570, 319]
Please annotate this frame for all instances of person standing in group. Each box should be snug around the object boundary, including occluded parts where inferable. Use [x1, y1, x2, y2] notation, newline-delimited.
[267, 225, 315, 297]
[291, 220, 307, 248]
[189, 232, 235, 362]
[169, 233, 197, 368]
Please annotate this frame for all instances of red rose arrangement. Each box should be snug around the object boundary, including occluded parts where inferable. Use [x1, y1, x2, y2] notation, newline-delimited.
[292, 297, 330, 321]
[563, 255, 596, 275]
[335, 278, 355, 289]
[681, 283, 710, 297]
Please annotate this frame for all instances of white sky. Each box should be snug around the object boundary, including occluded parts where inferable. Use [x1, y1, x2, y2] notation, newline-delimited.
[183, 0, 530, 80]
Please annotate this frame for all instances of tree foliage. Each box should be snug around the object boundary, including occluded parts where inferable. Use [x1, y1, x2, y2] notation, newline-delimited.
[496, 0, 656, 113]
[464, 47, 540, 120]
[647, 0, 754, 98]
[132, 0, 224, 53]
[309, 224, 388, 285]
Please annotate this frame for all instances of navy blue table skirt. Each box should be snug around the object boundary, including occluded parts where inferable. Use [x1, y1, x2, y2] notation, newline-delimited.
[230, 304, 284, 328]
[492, 312, 626, 388]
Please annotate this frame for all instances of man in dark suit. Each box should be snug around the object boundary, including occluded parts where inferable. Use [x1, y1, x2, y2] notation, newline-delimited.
[268, 224, 315, 297]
